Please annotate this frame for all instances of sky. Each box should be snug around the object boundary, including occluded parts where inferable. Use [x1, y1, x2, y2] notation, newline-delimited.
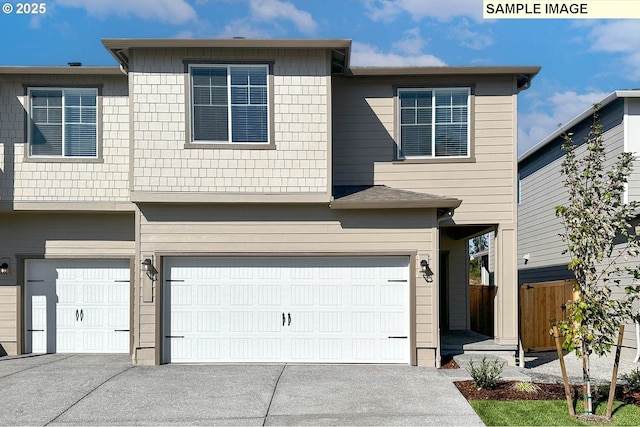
[1, 0, 639, 155]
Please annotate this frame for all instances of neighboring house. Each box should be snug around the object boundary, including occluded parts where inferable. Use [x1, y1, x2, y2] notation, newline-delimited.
[518, 90, 640, 355]
[0, 38, 539, 367]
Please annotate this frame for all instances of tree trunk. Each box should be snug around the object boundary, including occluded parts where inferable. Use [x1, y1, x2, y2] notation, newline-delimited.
[582, 347, 592, 415]
[607, 325, 625, 419]
[553, 325, 575, 417]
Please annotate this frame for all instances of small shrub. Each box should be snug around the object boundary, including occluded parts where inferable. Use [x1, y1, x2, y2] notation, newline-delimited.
[512, 381, 540, 393]
[622, 367, 640, 392]
[467, 356, 504, 390]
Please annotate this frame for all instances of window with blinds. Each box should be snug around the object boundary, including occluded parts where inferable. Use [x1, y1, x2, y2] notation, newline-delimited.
[190, 64, 269, 144]
[398, 88, 469, 159]
[29, 88, 98, 158]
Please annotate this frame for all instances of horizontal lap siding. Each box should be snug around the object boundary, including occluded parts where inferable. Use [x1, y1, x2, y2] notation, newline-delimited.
[0, 75, 130, 205]
[518, 125, 624, 280]
[0, 286, 17, 355]
[131, 48, 329, 195]
[332, 76, 518, 224]
[137, 204, 437, 350]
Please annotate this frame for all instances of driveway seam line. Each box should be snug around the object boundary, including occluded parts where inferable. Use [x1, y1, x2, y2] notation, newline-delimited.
[0, 354, 76, 380]
[263, 364, 286, 426]
[44, 364, 135, 426]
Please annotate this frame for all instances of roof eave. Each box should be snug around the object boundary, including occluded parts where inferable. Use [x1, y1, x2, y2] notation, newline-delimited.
[329, 199, 462, 210]
[102, 38, 353, 71]
[0, 66, 123, 75]
[518, 90, 640, 163]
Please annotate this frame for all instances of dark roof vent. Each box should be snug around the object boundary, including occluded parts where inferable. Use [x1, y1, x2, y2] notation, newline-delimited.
[232, 36, 245, 39]
[68, 62, 82, 67]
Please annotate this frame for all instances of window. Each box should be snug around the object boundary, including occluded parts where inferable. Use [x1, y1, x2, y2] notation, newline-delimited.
[190, 64, 269, 144]
[28, 88, 98, 158]
[398, 88, 470, 159]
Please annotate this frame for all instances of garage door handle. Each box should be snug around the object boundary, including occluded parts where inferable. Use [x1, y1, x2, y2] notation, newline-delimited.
[388, 336, 408, 339]
[80, 309, 84, 322]
[28, 329, 44, 332]
[282, 312, 286, 326]
[76, 309, 79, 321]
[288, 313, 291, 326]
[114, 329, 130, 332]
[165, 336, 184, 339]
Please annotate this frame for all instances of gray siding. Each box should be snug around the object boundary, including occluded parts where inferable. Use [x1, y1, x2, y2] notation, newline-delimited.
[518, 124, 624, 281]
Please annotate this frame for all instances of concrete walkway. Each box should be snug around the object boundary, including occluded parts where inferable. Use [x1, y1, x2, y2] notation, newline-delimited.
[0, 354, 484, 426]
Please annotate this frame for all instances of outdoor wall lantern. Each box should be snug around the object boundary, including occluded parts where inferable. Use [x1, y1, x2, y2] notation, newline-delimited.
[141, 258, 157, 281]
[0, 263, 8, 275]
[420, 259, 433, 282]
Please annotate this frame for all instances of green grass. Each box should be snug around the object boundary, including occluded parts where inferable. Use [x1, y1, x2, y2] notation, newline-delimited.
[470, 399, 640, 426]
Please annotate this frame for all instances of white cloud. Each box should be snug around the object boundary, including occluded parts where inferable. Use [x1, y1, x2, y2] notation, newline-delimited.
[589, 20, 640, 79]
[351, 41, 446, 67]
[518, 90, 608, 155]
[367, 0, 483, 22]
[391, 28, 426, 55]
[55, 0, 196, 24]
[217, 18, 276, 38]
[249, 0, 317, 34]
[448, 20, 493, 50]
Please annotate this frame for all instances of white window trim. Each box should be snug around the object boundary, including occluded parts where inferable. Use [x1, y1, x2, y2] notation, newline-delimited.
[397, 87, 471, 160]
[27, 87, 99, 159]
[189, 63, 271, 145]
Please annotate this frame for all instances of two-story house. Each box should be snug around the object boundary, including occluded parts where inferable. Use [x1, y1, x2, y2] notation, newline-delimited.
[518, 90, 640, 356]
[0, 38, 539, 366]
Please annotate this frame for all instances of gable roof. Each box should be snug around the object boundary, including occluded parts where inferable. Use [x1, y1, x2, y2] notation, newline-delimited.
[519, 90, 640, 163]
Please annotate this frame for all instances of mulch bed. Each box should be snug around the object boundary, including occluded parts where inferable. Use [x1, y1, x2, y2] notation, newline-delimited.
[454, 380, 640, 407]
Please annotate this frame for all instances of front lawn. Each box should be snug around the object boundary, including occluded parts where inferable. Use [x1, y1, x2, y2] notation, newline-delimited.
[471, 399, 640, 426]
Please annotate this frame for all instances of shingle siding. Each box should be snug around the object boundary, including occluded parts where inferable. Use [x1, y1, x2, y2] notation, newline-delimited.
[0, 75, 130, 204]
[130, 48, 329, 194]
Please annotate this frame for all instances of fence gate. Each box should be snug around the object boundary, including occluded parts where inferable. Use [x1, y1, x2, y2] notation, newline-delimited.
[519, 279, 577, 351]
[469, 284, 495, 336]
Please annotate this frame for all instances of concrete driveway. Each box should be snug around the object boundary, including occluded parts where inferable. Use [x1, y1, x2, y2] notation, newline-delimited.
[0, 354, 484, 426]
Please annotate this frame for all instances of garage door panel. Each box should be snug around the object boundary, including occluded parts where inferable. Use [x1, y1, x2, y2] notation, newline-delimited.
[25, 259, 130, 354]
[163, 256, 409, 364]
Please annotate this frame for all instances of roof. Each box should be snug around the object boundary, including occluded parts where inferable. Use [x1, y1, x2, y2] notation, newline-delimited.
[349, 66, 540, 91]
[0, 66, 123, 75]
[519, 89, 640, 163]
[330, 185, 461, 210]
[102, 38, 352, 73]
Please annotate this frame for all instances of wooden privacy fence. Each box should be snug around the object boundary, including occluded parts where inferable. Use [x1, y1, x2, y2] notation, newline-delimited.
[469, 284, 496, 337]
[520, 279, 578, 351]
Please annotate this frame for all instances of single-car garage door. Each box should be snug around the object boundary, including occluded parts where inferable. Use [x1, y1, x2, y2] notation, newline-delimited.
[25, 259, 131, 354]
[162, 256, 410, 363]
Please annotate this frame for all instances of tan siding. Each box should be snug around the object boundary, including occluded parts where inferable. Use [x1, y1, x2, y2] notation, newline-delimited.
[130, 48, 330, 195]
[0, 75, 130, 206]
[136, 204, 437, 360]
[442, 234, 469, 330]
[332, 76, 518, 224]
[0, 286, 17, 355]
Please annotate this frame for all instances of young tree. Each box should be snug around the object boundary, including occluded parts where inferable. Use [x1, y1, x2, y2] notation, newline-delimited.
[555, 105, 640, 417]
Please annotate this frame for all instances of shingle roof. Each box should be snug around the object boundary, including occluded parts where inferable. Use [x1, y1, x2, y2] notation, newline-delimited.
[331, 185, 461, 210]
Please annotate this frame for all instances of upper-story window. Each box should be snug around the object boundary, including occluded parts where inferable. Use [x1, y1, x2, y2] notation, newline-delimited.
[28, 88, 98, 158]
[398, 88, 470, 159]
[190, 64, 269, 144]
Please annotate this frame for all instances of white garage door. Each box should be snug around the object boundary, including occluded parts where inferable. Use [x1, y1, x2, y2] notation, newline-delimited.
[25, 259, 130, 354]
[163, 256, 410, 363]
